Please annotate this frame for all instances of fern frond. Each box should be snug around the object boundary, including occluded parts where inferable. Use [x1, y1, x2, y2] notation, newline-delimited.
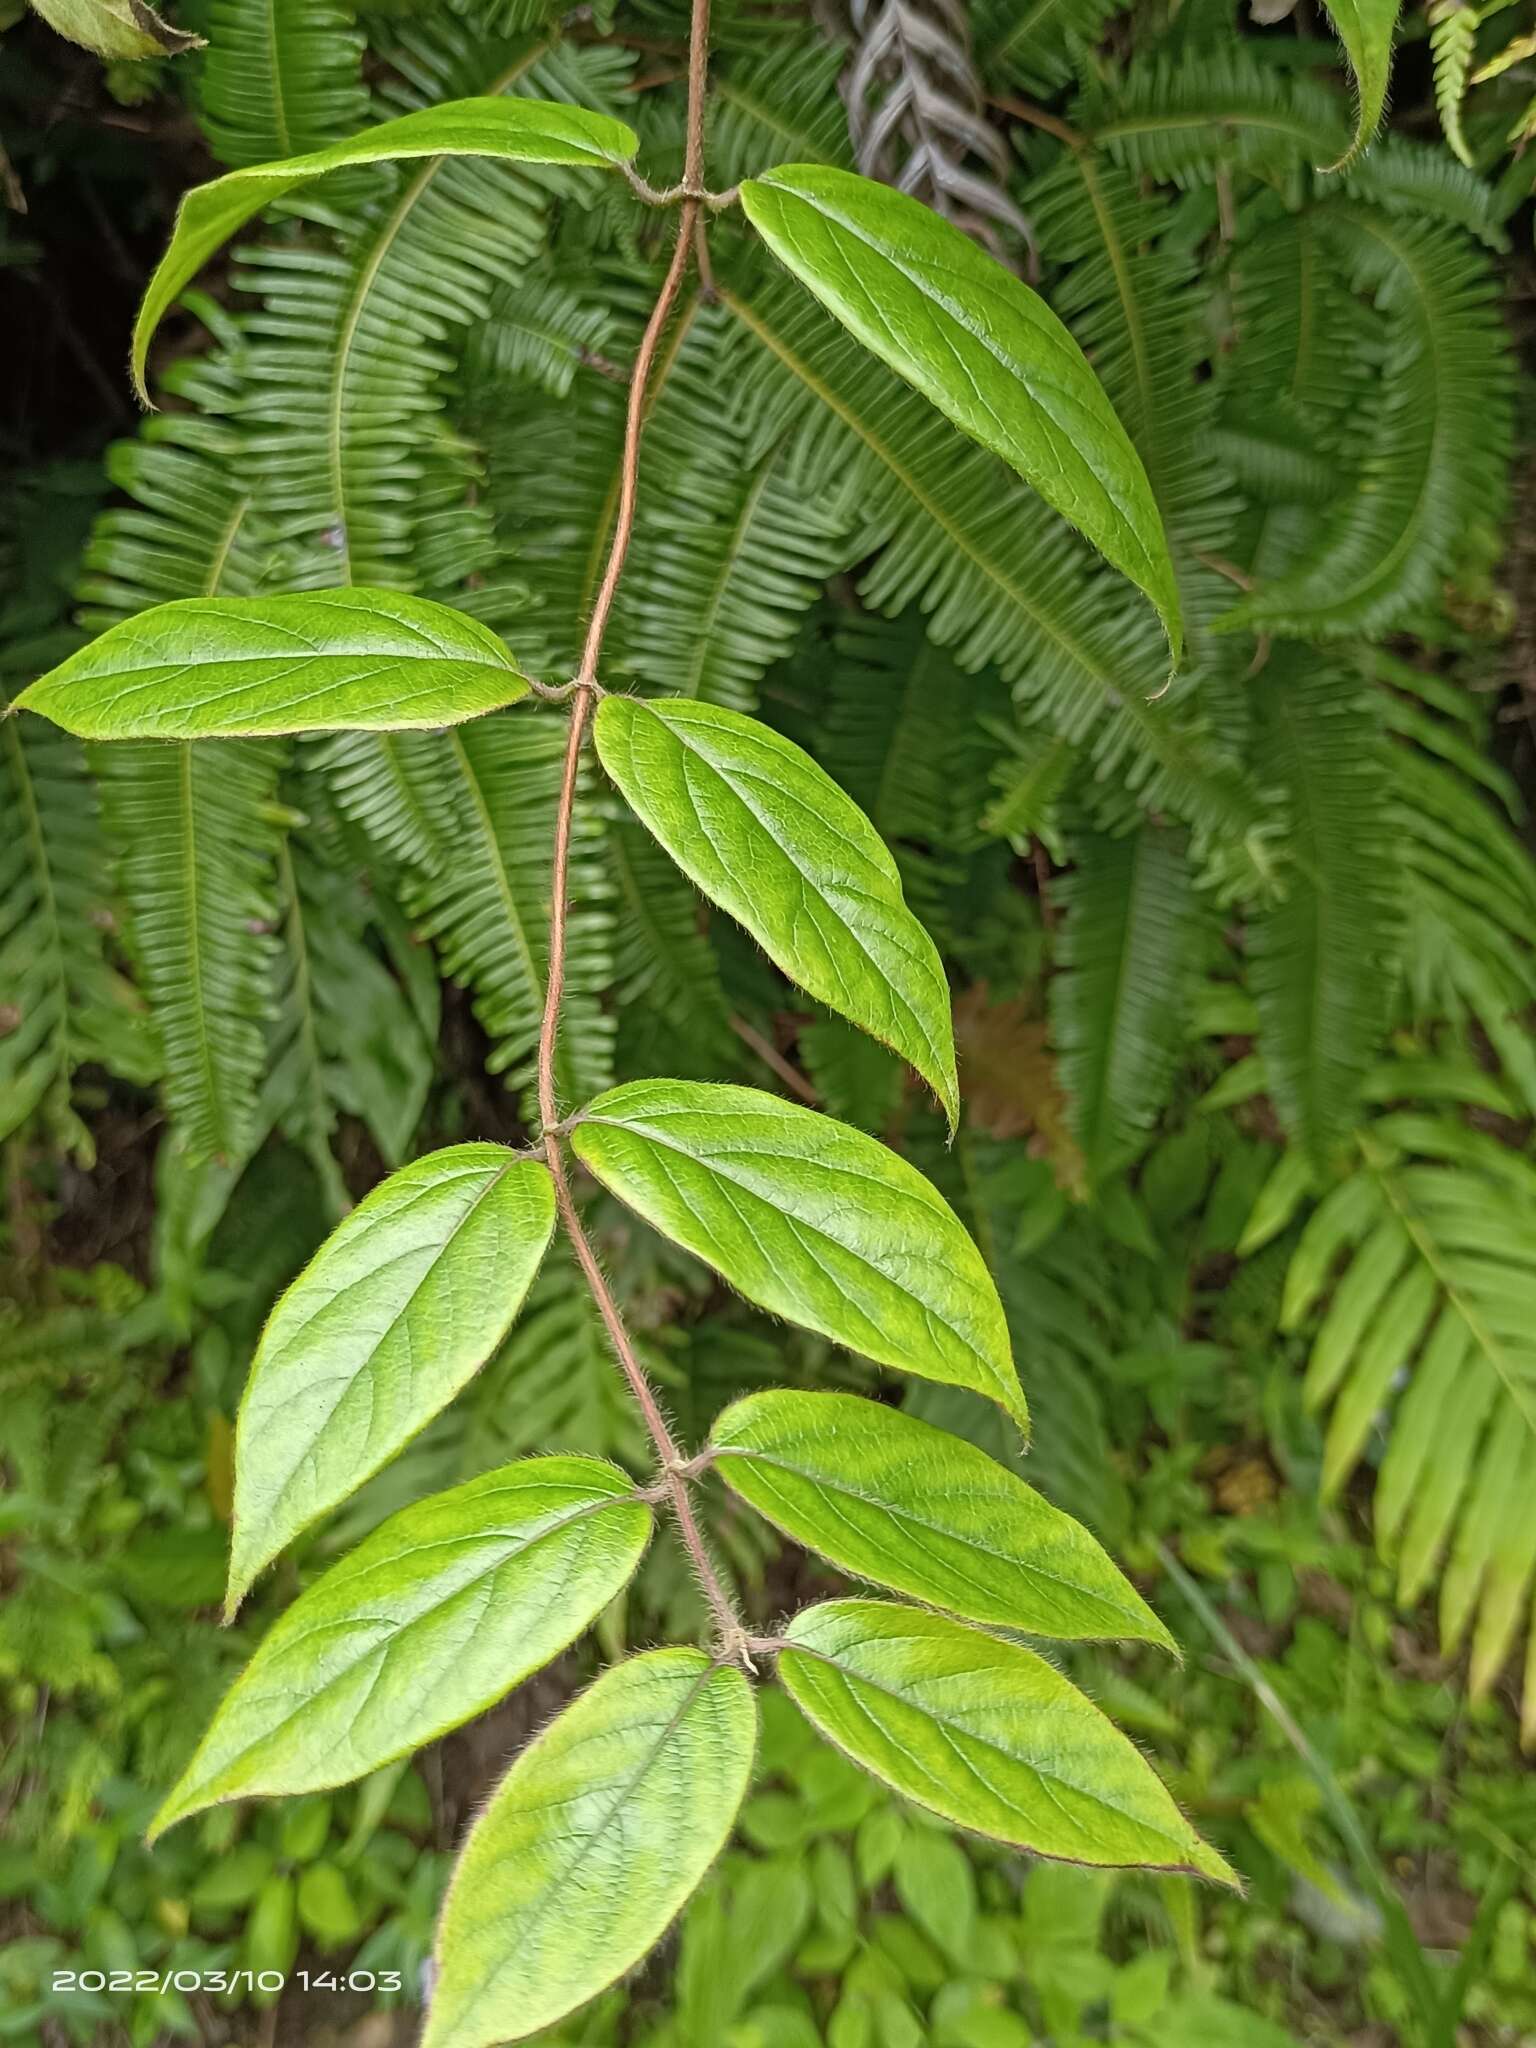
[980, 726, 1075, 860]
[76, 422, 286, 1161]
[401, 713, 614, 1117]
[608, 815, 737, 1079]
[194, 0, 367, 168]
[815, 609, 1004, 934]
[1344, 133, 1510, 249]
[0, 709, 151, 1149]
[710, 43, 854, 185]
[616, 305, 853, 711]
[466, 272, 620, 400]
[974, 0, 1117, 95]
[1273, 1110, 1536, 1732]
[472, 1244, 649, 1466]
[480, 304, 640, 675]
[1430, 0, 1480, 167]
[230, 32, 630, 590]
[1379, 656, 1536, 1116]
[799, 1016, 906, 1135]
[1026, 147, 1239, 642]
[311, 729, 454, 874]
[1078, 49, 1348, 184]
[1227, 205, 1513, 639]
[1246, 654, 1400, 1177]
[718, 261, 1261, 842]
[268, 834, 438, 1201]
[269, 841, 351, 1220]
[1050, 821, 1200, 1186]
[97, 741, 283, 1164]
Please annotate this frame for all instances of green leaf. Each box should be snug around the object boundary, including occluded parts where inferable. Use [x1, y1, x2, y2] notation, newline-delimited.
[151, 1458, 648, 1840]
[778, 1602, 1234, 1883]
[738, 165, 1181, 665]
[1321, 0, 1400, 168]
[711, 1391, 1170, 1648]
[594, 696, 957, 1124]
[425, 1649, 756, 2048]
[27, 0, 203, 59]
[131, 97, 639, 402]
[571, 1081, 1025, 1428]
[17, 590, 531, 740]
[227, 1146, 555, 1612]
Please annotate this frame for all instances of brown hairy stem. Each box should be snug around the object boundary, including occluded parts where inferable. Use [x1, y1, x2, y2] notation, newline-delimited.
[533, 0, 748, 1657]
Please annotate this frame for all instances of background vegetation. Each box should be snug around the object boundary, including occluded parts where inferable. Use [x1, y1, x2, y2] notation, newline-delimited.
[3, 0, 1536, 2041]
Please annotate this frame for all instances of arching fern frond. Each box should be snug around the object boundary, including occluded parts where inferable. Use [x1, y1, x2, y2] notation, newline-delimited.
[974, 0, 1117, 96]
[267, 832, 439, 1207]
[229, 31, 631, 591]
[1077, 49, 1348, 184]
[194, 0, 367, 168]
[0, 708, 151, 1151]
[466, 271, 620, 400]
[1225, 205, 1513, 640]
[1050, 820, 1200, 1188]
[1025, 147, 1238, 645]
[710, 42, 854, 185]
[75, 413, 285, 1162]
[97, 740, 283, 1165]
[616, 305, 853, 711]
[1344, 133, 1509, 249]
[1259, 1109, 1536, 1738]
[1246, 653, 1400, 1178]
[1379, 655, 1536, 1116]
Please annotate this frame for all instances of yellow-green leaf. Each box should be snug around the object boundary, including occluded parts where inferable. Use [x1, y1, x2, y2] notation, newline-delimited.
[132, 98, 638, 402]
[17, 590, 531, 740]
[227, 1146, 555, 1612]
[778, 1602, 1234, 1883]
[739, 164, 1181, 664]
[152, 1459, 649, 1839]
[594, 695, 957, 1124]
[572, 1081, 1025, 1428]
[426, 1650, 756, 2048]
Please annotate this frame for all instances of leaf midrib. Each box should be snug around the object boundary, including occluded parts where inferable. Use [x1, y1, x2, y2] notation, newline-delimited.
[719, 1444, 1142, 1629]
[785, 1633, 1201, 1864]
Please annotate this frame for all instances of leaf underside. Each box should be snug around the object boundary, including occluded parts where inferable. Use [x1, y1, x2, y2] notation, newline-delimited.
[425, 1649, 757, 2048]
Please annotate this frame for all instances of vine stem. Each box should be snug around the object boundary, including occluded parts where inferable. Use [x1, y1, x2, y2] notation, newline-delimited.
[533, 0, 747, 1658]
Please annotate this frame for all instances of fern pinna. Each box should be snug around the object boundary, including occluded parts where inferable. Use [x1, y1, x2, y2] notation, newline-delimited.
[6, 1, 1536, 2025]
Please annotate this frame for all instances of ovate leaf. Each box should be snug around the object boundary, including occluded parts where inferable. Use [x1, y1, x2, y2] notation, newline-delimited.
[132, 98, 640, 401]
[28, 0, 202, 59]
[594, 696, 957, 1124]
[1321, 0, 1400, 168]
[18, 590, 531, 740]
[425, 1649, 756, 2048]
[738, 165, 1181, 664]
[228, 1146, 555, 1611]
[711, 1391, 1171, 1648]
[152, 1458, 649, 1838]
[572, 1081, 1025, 1428]
[779, 1602, 1234, 1883]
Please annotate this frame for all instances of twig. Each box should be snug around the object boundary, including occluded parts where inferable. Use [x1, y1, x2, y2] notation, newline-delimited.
[534, 0, 748, 1660]
[728, 1015, 820, 1103]
[987, 93, 1085, 151]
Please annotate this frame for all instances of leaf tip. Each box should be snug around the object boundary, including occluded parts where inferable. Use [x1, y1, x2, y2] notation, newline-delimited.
[1192, 1838, 1244, 1892]
[145, 1786, 195, 1848]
